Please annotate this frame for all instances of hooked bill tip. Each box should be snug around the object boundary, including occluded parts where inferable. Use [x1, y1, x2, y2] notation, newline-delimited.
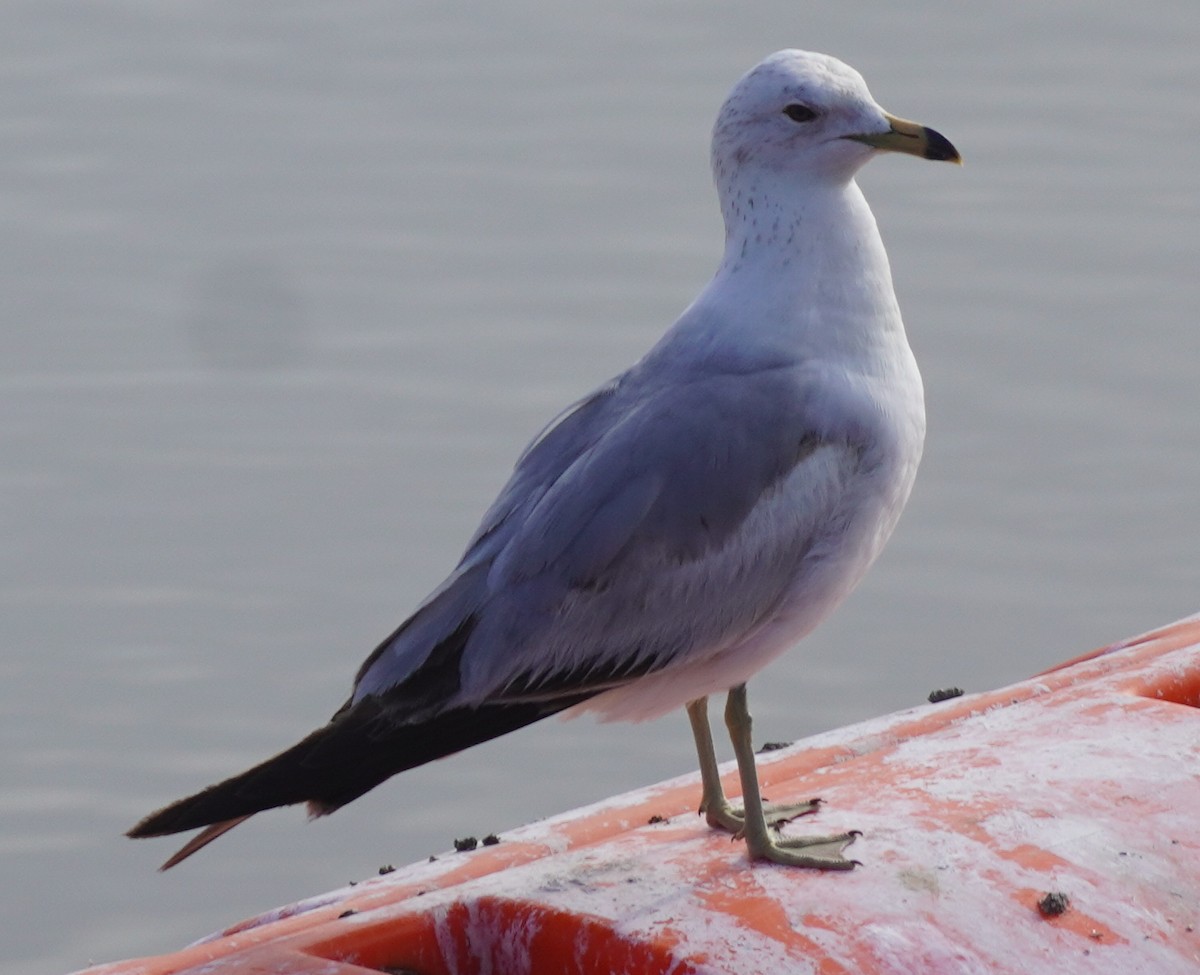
[922, 126, 962, 164]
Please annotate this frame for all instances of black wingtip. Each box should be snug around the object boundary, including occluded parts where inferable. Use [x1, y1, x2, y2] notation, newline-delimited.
[126, 692, 589, 866]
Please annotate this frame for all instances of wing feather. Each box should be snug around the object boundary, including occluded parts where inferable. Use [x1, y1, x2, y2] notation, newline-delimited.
[354, 364, 865, 718]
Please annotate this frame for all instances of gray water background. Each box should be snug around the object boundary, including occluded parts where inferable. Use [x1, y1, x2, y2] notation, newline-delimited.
[3, 3, 1199, 972]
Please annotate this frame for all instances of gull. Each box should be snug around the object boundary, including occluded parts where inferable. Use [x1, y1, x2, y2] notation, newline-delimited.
[128, 50, 960, 870]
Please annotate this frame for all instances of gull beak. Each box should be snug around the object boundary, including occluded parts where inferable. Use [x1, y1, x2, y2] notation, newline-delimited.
[846, 113, 962, 164]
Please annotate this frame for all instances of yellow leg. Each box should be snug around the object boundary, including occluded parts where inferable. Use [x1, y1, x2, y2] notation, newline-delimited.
[724, 684, 859, 869]
[686, 694, 823, 836]
[686, 696, 745, 831]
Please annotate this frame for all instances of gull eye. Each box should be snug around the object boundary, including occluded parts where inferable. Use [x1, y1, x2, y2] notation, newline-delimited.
[783, 103, 817, 123]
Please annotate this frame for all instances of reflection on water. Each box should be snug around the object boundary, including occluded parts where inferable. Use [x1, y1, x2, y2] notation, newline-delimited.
[2, 4, 1199, 973]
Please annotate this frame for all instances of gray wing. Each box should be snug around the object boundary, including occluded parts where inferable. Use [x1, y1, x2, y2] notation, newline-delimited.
[353, 364, 864, 711]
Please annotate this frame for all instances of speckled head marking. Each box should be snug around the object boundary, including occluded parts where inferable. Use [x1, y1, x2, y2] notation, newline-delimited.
[710, 50, 959, 244]
[712, 51, 882, 185]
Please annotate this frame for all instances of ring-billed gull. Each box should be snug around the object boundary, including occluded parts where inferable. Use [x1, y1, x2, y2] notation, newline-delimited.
[129, 50, 960, 870]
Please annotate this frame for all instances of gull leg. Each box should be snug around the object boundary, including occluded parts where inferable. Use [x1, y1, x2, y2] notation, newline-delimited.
[686, 695, 822, 836]
[724, 684, 859, 869]
[686, 697, 744, 831]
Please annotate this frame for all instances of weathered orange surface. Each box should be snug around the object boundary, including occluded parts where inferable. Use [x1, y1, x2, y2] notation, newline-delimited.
[76, 613, 1200, 974]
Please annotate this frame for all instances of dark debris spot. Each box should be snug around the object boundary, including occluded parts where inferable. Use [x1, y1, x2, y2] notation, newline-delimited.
[1037, 891, 1070, 917]
[482, 834, 500, 846]
[338, 909, 357, 919]
[378, 864, 395, 875]
[758, 741, 792, 753]
[454, 836, 479, 852]
[927, 687, 965, 704]
[648, 814, 667, 825]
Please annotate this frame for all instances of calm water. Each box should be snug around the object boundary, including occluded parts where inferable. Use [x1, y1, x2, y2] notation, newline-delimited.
[4, 3, 1199, 972]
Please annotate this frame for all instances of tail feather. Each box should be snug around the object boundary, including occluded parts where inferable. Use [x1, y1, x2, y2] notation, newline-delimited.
[127, 693, 585, 864]
[157, 816, 251, 870]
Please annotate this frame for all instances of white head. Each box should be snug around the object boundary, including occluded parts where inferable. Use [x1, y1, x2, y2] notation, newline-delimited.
[712, 51, 958, 212]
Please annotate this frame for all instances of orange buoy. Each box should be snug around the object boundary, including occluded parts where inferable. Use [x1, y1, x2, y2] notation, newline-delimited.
[77, 613, 1200, 974]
